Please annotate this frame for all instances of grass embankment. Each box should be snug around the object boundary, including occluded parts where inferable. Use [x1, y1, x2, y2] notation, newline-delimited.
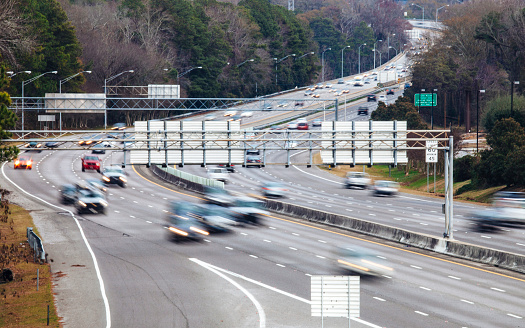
[314, 153, 507, 204]
[0, 200, 60, 327]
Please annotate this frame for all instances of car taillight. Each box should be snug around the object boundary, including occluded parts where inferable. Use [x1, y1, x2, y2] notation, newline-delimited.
[15, 160, 19, 165]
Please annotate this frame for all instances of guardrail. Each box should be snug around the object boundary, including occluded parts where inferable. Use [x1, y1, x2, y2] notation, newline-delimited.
[27, 227, 46, 263]
[151, 165, 224, 193]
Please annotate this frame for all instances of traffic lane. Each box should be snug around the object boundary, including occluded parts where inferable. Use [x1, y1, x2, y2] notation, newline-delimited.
[78, 218, 260, 328]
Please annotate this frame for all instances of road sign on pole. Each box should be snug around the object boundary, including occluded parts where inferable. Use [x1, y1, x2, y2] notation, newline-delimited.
[415, 93, 437, 106]
[426, 140, 438, 163]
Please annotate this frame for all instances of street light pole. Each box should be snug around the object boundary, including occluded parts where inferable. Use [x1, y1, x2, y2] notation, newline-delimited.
[511, 81, 519, 116]
[297, 52, 314, 61]
[59, 70, 92, 93]
[387, 33, 395, 60]
[6, 70, 32, 78]
[22, 70, 58, 132]
[104, 69, 134, 129]
[436, 5, 449, 24]
[341, 46, 350, 78]
[477, 89, 485, 153]
[274, 54, 296, 86]
[412, 3, 425, 23]
[321, 48, 331, 83]
[236, 59, 254, 68]
[373, 40, 382, 70]
[358, 43, 366, 74]
[176, 66, 202, 85]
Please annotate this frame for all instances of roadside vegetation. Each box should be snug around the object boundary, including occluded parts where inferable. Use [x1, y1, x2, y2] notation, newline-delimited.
[0, 191, 60, 327]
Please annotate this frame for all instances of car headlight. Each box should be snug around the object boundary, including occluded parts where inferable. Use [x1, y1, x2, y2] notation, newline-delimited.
[190, 226, 209, 236]
[168, 226, 188, 236]
[100, 200, 108, 207]
[78, 201, 87, 207]
[119, 176, 127, 183]
[102, 176, 110, 182]
[14, 160, 19, 165]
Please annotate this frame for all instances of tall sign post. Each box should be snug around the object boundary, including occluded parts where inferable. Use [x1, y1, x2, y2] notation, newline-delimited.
[426, 140, 438, 193]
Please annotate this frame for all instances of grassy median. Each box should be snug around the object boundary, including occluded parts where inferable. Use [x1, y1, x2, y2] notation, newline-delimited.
[0, 197, 60, 327]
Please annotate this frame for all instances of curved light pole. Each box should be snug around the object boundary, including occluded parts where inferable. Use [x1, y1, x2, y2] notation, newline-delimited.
[436, 5, 449, 24]
[358, 43, 366, 74]
[387, 33, 396, 60]
[389, 46, 398, 57]
[22, 70, 58, 132]
[237, 59, 254, 68]
[477, 89, 485, 152]
[412, 3, 425, 23]
[341, 46, 350, 78]
[297, 52, 314, 61]
[321, 48, 331, 83]
[373, 49, 383, 67]
[59, 70, 92, 93]
[104, 69, 134, 129]
[274, 54, 296, 85]
[177, 66, 202, 85]
[373, 40, 382, 70]
[7, 70, 31, 78]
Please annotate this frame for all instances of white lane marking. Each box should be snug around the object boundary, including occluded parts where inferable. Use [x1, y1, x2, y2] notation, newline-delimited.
[189, 258, 266, 328]
[203, 239, 211, 243]
[420, 223, 428, 226]
[269, 227, 276, 230]
[148, 205, 153, 208]
[419, 286, 431, 291]
[373, 297, 386, 302]
[410, 265, 422, 270]
[517, 243, 525, 247]
[225, 247, 233, 250]
[448, 276, 461, 280]
[461, 300, 474, 304]
[1, 163, 112, 328]
[263, 239, 272, 243]
[377, 256, 386, 260]
[507, 314, 522, 319]
[292, 233, 300, 236]
[369, 213, 376, 216]
[316, 255, 326, 259]
[490, 287, 506, 292]
[130, 215, 135, 218]
[481, 235, 491, 239]
[305, 273, 312, 277]
[415, 311, 429, 316]
[146, 221, 152, 224]
[114, 210, 120, 213]
[133, 201, 138, 203]
[318, 240, 327, 243]
[276, 264, 286, 268]
[240, 232, 248, 236]
[250, 255, 258, 258]
[289, 247, 297, 250]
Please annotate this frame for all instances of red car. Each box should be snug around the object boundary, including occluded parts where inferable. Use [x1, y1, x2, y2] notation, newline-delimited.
[81, 155, 101, 173]
[14, 155, 32, 170]
[297, 122, 309, 130]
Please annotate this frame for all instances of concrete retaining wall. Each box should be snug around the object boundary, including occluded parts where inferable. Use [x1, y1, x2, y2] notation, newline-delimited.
[150, 164, 206, 194]
[264, 198, 525, 274]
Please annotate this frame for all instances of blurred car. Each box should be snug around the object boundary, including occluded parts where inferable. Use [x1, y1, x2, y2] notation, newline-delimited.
[224, 110, 237, 117]
[25, 141, 43, 152]
[287, 122, 298, 129]
[78, 135, 95, 146]
[111, 123, 127, 130]
[204, 113, 216, 121]
[295, 101, 304, 106]
[371, 180, 400, 196]
[204, 187, 234, 207]
[227, 114, 242, 121]
[91, 143, 106, 154]
[218, 164, 235, 173]
[367, 95, 377, 102]
[469, 191, 525, 231]
[261, 182, 288, 198]
[345, 172, 371, 189]
[336, 246, 394, 276]
[74, 188, 108, 215]
[304, 90, 313, 96]
[85, 178, 108, 194]
[312, 119, 322, 127]
[246, 155, 263, 167]
[14, 155, 32, 170]
[246, 149, 260, 156]
[81, 155, 101, 173]
[378, 95, 387, 102]
[59, 184, 77, 204]
[241, 111, 253, 117]
[166, 202, 210, 242]
[297, 122, 309, 130]
[172, 202, 237, 233]
[101, 166, 127, 187]
[357, 106, 369, 116]
[386, 89, 395, 95]
[229, 196, 267, 225]
[338, 79, 345, 84]
[45, 141, 59, 148]
[207, 167, 230, 184]
[354, 80, 363, 87]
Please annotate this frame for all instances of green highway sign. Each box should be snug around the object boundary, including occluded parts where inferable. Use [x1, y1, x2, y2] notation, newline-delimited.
[415, 93, 437, 107]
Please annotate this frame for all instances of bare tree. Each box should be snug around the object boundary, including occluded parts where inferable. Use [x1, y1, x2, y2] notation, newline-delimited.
[0, 0, 35, 66]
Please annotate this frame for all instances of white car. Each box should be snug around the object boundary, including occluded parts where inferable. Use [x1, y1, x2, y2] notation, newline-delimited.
[378, 95, 387, 102]
[287, 122, 298, 129]
[371, 180, 400, 196]
[224, 110, 237, 117]
[241, 111, 253, 117]
[207, 167, 230, 184]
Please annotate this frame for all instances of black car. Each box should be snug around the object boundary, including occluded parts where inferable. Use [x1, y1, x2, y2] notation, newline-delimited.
[45, 141, 59, 148]
[367, 95, 377, 102]
[27, 141, 43, 152]
[246, 155, 263, 167]
[75, 189, 108, 214]
[357, 106, 369, 115]
[60, 184, 78, 204]
[386, 89, 395, 95]
[166, 201, 210, 242]
[101, 166, 127, 187]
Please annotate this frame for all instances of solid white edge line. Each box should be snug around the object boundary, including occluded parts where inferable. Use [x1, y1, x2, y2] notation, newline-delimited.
[189, 258, 266, 328]
[1, 162, 111, 328]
